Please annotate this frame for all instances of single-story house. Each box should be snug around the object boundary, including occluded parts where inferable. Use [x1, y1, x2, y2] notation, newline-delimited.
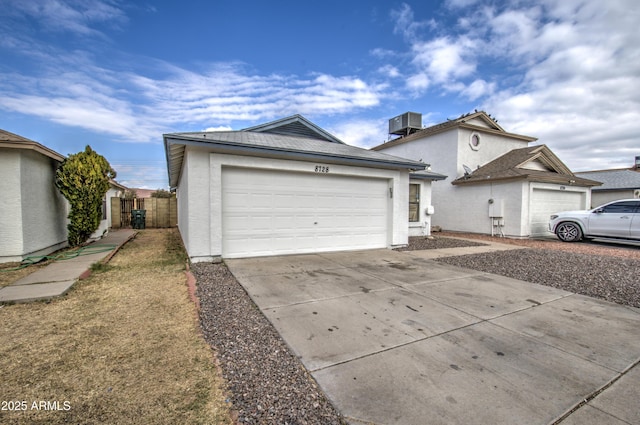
[164, 115, 442, 262]
[575, 158, 640, 206]
[127, 188, 155, 198]
[372, 111, 601, 237]
[0, 129, 68, 263]
[91, 179, 128, 240]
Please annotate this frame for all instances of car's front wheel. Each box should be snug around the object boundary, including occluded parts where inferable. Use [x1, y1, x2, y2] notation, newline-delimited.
[555, 222, 582, 242]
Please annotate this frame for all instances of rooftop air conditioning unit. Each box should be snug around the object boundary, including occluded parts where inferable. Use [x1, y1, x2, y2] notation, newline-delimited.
[389, 112, 422, 136]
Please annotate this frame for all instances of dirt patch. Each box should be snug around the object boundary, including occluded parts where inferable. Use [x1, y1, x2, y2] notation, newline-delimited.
[0, 229, 232, 425]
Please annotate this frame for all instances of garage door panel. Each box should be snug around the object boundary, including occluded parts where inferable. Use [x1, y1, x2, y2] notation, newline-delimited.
[530, 189, 584, 236]
[222, 168, 389, 258]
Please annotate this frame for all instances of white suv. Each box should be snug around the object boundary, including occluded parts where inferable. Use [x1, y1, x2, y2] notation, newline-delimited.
[549, 199, 640, 242]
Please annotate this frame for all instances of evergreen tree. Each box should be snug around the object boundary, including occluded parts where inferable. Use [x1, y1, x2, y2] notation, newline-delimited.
[55, 146, 116, 246]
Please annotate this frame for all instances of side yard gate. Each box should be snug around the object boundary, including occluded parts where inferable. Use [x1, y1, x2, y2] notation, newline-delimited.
[111, 198, 177, 228]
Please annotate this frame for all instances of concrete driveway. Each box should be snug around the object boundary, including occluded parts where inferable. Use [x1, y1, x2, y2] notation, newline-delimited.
[225, 248, 640, 425]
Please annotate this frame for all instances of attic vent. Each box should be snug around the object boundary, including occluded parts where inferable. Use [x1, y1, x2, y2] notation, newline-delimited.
[389, 112, 422, 137]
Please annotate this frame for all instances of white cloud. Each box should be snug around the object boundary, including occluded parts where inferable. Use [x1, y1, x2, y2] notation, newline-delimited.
[445, 0, 480, 8]
[406, 73, 430, 93]
[0, 51, 385, 142]
[0, 0, 127, 36]
[391, 3, 428, 42]
[203, 126, 233, 132]
[461, 79, 495, 101]
[330, 118, 390, 149]
[391, 1, 640, 171]
[377, 65, 401, 78]
[411, 36, 477, 84]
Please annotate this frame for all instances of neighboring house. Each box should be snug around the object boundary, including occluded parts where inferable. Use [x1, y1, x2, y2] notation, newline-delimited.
[90, 179, 128, 240]
[128, 188, 155, 198]
[0, 129, 68, 263]
[575, 158, 640, 207]
[372, 111, 600, 237]
[164, 115, 435, 262]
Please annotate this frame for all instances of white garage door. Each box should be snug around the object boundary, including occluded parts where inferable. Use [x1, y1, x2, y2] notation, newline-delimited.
[530, 189, 585, 236]
[221, 167, 389, 258]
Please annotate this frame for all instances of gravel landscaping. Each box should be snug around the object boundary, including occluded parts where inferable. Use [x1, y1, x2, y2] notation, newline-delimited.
[193, 235, 640, 424]
[437, 248, 640, 308]
[193, 263, 345, 425]
[397, 235, 487, 251]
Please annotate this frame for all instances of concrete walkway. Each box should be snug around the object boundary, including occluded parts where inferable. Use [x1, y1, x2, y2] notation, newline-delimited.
[0, 229, 136, 303]
[226, 241, 640, 425]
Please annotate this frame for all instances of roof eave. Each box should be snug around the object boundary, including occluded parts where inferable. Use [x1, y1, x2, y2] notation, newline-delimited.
[0, 140, 65, 162]
[164, 135, 426, 188]
[372, 121, 537, 151]
[410, 171, 448, 181]
[452, 174, 602, 187]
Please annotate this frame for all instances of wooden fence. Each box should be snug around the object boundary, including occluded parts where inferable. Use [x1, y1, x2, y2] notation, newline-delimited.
[111, 197, 177, 228]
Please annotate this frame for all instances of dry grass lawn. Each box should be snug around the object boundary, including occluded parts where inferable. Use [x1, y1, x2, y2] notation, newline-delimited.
[0, 229, 233, 425]
[0, 261, 50, 288]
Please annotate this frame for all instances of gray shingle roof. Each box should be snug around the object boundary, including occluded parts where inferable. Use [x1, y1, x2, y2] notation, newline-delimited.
[164, 130, 427, 189]
[243, 114, 344, 144]
[575, 169, 640, 190]
[452, 145, 601, 187]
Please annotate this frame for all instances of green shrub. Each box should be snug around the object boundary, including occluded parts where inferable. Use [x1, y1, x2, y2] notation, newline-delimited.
[55, 146, 116, 247]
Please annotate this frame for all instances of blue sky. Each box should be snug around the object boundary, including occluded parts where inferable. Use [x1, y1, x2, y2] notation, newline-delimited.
[1, 0, 639, 189]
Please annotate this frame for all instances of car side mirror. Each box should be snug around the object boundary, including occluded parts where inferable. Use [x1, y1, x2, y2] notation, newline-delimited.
[593, 208, 604, 214]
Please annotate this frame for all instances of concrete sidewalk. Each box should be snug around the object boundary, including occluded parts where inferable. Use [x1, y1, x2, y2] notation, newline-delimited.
[226, 241, 640, 425]
[0, 229, 136, 303]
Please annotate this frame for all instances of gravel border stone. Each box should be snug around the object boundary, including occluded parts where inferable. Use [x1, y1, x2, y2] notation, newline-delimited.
[396, 235, 487, 251]
[193, 263, 346, 425]
[436, 248, 640, 309]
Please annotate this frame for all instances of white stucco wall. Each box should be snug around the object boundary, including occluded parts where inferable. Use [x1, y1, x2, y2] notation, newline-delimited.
[90, 186, 122, 239]
[0, 150, 24, 261]
[428, 181, 525, 236]
[176, 148, 213, 262]
[177, 147, 410, 262]
[456, 129, 529, 176]
[0, 149, 68, 263]
[176, 152, 190, 253]
[408, 179, 434, 237]
[378, 128, 534, 235]
[377, 130, 461, 232]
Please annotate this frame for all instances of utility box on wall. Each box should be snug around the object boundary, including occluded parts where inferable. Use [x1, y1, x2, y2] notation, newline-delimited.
[488, 198, 504, 217]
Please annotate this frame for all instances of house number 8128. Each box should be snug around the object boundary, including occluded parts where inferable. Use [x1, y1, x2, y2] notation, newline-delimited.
[315, 165, 330, 173]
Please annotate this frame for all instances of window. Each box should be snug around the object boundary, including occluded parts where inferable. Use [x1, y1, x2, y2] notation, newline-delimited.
[600, 201, 640, 214]
[409, 184, 420, 222]
[101, 197, 107, 220]
[469, 133, 481, 150]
